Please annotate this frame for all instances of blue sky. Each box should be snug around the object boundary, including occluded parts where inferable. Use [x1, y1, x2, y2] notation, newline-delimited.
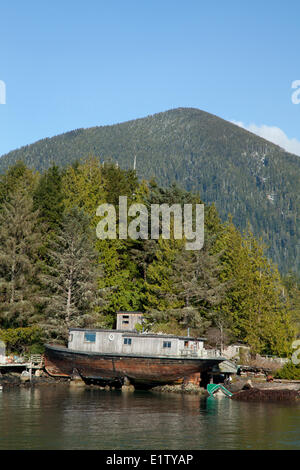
[0, 0, 300, 157]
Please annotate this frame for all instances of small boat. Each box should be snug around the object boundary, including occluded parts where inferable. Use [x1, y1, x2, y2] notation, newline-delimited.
[207, 383, 233, 398]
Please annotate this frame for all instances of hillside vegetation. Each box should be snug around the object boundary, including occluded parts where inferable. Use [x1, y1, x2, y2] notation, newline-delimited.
[0, 159, 299, 356]
[0, 108, 299, 274]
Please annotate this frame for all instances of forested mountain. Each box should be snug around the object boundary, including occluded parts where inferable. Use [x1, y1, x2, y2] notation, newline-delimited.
[0, 107, 299, 273]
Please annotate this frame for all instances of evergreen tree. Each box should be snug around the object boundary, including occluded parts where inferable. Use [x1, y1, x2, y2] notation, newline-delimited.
[41, 207, 102, 341]
[96, 238, 145, 325]
[282, 272, 300, 335]
[62, 157, 106, 221]
[161, 243, 226, 335]
[0, 190, 42, 328]
[216, 222, 295, 355]
[0, 161, 38, 205]
[101, 163, 138, 206]
[33, 164, 65, 232]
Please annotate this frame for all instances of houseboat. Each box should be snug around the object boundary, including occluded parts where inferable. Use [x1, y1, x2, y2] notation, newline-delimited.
[44, 312, 225, 387]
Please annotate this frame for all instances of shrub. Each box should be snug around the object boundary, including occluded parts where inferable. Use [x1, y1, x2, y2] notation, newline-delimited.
[275, 361, 300, 380]
[0, 326, 44, 356]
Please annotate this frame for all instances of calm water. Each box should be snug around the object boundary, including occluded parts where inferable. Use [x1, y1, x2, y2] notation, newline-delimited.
[0, 386, 299, 450]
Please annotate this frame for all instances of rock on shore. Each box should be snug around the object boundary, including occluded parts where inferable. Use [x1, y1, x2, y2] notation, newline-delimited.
[151, 383, 207, 395]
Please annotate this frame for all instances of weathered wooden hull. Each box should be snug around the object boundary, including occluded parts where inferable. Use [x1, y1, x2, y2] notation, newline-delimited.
[44, 344, 224, 386]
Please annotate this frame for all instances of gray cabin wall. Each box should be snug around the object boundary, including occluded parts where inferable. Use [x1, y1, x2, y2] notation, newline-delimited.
[69, 330, 124, 354]
[121, 335, 179, 356]
[68, 330, 205, 357]
[116, 313, 143, 331]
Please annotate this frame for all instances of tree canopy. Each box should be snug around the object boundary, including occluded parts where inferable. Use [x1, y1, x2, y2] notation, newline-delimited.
[0, 158, 298, 357]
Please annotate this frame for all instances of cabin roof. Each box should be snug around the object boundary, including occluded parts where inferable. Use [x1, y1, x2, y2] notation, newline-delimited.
[69, 327, 206, 341]
[116, 311, 143, 315]
[121, 333, 206, 341]
[70, 328, 133, 334]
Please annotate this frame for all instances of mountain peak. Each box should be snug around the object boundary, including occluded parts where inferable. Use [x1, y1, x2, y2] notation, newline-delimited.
[0, 108, 299, 273]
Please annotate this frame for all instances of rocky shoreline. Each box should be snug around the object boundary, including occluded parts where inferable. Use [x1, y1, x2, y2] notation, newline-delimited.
[0, 371, 69, 388]
[231, 387, 300, 402]
[1, 371, 300, 402]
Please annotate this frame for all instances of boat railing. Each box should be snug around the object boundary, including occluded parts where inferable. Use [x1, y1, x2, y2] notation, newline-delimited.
[200, 349, 222, 358]
[180, 349, 199, 357]
[180, 349, 221, 358]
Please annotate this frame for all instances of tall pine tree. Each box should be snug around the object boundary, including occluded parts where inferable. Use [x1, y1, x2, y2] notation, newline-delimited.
[0, 190, 43, 328]
[41, 207, 102, 342]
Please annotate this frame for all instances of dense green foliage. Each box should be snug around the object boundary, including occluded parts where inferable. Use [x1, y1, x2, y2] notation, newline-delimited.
[275, 361, 300, 380]
[0, 189, 43, 328]
[0, 108, 299, 274]
[0, 158, 298, 358]
[0, 326, 44, 355]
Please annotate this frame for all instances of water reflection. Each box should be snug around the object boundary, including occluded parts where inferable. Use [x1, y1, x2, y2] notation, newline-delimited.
[0, 387, 299, 450]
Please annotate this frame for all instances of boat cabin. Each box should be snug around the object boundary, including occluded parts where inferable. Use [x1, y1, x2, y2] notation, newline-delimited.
[67, 312, 219, 358]
[116, 311, 143, 331]
[68, 328, 206, 358]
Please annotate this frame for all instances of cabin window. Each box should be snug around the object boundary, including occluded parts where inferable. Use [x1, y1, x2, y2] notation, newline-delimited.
[184, 341, 189, 348]
[122, 320, 129, 324]
[68, 333, 73, 342]
[84, 332, 96, 343]
[124, 338, 132, 345]
[163, 341, 171, 348]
